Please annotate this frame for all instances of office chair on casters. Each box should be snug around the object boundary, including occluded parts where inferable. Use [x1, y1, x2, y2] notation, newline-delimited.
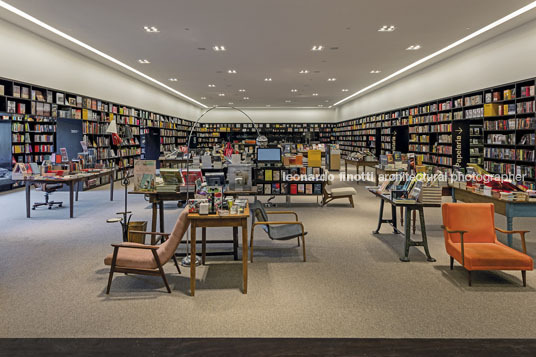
[32, 183, 64, 210]
[249, 200, 307, 262]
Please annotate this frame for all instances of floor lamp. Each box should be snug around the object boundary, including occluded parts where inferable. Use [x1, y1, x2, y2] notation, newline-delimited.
[181, 106, 267, 267]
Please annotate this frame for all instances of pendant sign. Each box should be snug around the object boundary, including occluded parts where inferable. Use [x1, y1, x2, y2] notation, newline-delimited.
[452, 121, 470, 169]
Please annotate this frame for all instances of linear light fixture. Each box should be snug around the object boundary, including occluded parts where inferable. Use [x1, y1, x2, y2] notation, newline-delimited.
[218, 93, 225, 96]
[299, 69, 310, 74]
[406, 45, 421, 51]
[334, 1, 536, 106]
[312, 93, 319, 96]
[264, 78, 272, 81]
[227, 69, 237, 74]
[208, 84, 216, 87]
[370, 70, 381, 74]
[238, 89, 246, 92]
[138, 59, 150, 64]
[291, 89, 298, 92]
[0, 0, 207, 108]
[243, 97, 250, 100]
[143, 26, 159, 33]
[311, 45, 324, 51]
[327, 78, 336, 82]
[212, 45, 226, 51]
[341, 89, 349, 92]
[378, 25, 396, 32]
[169, 78, 178, 82]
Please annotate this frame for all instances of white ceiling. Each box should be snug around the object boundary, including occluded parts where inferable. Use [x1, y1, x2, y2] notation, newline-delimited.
[1, 0, 536, 108]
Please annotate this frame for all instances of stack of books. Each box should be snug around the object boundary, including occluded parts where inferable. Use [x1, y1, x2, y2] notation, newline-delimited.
[156, 168, 182, 193]
[499, 192, 514, 201]
[420, 186, 442, 204]
[513, 192, 528, 202]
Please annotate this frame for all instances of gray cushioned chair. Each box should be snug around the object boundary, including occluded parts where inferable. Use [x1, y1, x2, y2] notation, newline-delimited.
[249, 200, 306, 262]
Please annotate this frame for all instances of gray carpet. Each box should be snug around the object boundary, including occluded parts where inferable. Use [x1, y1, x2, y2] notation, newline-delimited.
[0, 167, 535, 338]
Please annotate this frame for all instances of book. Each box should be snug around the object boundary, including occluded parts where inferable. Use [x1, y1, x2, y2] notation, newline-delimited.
[273, 170, 280, 181]
[290, 184, 298, 195]
[281, 183, 288, 194]
[264, 169, 273, 181]
[313, 183, 322, 195]
[256, 169, 264, 181]
[21, 87, 30, 99]
[272, 183, 280, 194]
[306, 184, 313, 194]
[257, 184, 264, 194]
[264, 184, 271, 195]
[298, 184, 305, 194]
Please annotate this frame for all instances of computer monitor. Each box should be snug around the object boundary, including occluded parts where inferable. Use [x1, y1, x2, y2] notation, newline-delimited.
[257, 147, 281, 163]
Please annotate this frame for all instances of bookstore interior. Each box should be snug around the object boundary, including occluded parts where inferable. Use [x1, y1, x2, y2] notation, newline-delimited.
[2, 0, 536, 355]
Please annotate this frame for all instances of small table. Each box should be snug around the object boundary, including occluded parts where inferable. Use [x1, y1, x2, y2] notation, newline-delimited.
[374, 166, 406, 185]
[22, 169, 115, 218]
[188, 205, 250, 296]
[369, 188, 438, 262]
[344, 159, 378, 182]
[451, 186, 536, 246]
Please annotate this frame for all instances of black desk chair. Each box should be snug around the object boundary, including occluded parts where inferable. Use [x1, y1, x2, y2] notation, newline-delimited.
[249, 200, 307, 262]
[32, 183, 63, 210]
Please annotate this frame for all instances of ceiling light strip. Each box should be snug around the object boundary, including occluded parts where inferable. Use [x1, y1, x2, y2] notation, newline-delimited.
[0, 0, 207, 108]
[334, 1, 536, 106]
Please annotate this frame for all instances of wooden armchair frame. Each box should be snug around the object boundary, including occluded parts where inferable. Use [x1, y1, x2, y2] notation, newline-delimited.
[442, 225, 529, 286]
[106, 231, 181, 294]
[250, 210, 306, 262]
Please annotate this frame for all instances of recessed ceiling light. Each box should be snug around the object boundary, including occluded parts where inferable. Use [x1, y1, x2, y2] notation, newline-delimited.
[378, 25, 396, 32]
[370, 70, 381, 74]
[238, 89, 246, 92]
[327, 78, 336, 81]
[208, 84, 216, 87]
[243, 97, 249, 100]
[299, 69, 310, 74]
[143, 26, 159, 33]
[212, 45, 226, 51]
[169, 78, 178, 82]
[285, 100, 292, 103]
[227, 69, 237, 74]
[138, 59, 150, 64]
[311, 45, 324, 51]
[228, 102, 234, 105]
[341, 89, 349, 92]
[218, 93, 225, 96]
[264, 78, 272, 81]
[201, 97, 207, 100]
[406, 45, 422, 50]
[291, 89, 298, 92]
[312, 93, 319, 96]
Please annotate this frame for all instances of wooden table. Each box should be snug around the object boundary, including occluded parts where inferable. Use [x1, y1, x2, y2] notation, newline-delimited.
[344, 159, 378, 182]
[369, 189, 439, 262]
[159, 158, 189, 169]
[22, 169, 115, 218]
[188, 206, 250, 296]
[451, 186, 536, 246]
[374, 166, 406, 185]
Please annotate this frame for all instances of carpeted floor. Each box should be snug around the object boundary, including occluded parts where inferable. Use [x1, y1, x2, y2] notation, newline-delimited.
[0, 166, 535, 338]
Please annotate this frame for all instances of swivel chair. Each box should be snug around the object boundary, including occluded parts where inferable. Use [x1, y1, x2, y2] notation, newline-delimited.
[32, 183, 63, 210]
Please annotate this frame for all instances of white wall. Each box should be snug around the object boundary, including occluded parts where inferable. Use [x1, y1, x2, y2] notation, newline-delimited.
[336, 18, 536, 121]
[201, 108, 335, 124]
[0, 18, 202, 120]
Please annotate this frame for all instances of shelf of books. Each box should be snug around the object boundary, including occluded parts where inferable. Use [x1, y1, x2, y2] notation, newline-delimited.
[335, 78, 536, 188]
[0, 76, 193, 190]
[254, 166, 324, 196]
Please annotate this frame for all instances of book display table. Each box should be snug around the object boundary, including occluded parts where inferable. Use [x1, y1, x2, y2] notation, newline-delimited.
[158, 157, 189, 169]
[368, 188, 439, 262]
[373, 166, 406, 185]
[451, 186, 536, 247]
[21, 169, 115, 218]
[344, 159, 378, 182]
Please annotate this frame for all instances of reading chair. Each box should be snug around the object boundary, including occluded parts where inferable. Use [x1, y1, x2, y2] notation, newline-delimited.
[104, 208, 190, 294]
[322, 173, 356, 208]
[249, 200, 306, 262]
[32, 183, 63, 210]
[442, 203, 533, 286]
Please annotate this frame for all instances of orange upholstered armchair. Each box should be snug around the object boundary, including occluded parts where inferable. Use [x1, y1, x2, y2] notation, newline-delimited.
[442, 203, 533, 286]
[104, 208, 190, 294]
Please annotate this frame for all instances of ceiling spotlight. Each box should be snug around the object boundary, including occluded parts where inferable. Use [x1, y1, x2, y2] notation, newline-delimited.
[406, 44, 422, 50]
[312, 93, 319, 96]
[212, 45, 226, 51]
[200, 97, 207, 100]
[299, 69, 310, 74]
[264, 78, 272, 81]
[341, 89, 349, 92]
[138, 59, 150, 64]
[208, 84, 216, 87]
[311, 45, 324, 51]
[243, 97, 249, 100]
[291, 89, 298, 92]
[285, 100, 292, 103]
[169, 78, 178, 82]
[370, 70, 381, 74]
[227, 69, 237, 74]
[238, 89, 246, 92]
[143, 26, 159, 33]
[378, 25, 396, 32]
[218, 93, 225, 96]
[327, 78, 336, 81]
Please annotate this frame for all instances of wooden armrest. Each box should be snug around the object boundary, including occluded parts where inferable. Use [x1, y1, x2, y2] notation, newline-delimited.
[495, 227, 529, 254]
[111, 243, 159, 250]
[128, 231, 170, 236]
[265, 211, 299, 220]
[441, 225, 467, 266]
